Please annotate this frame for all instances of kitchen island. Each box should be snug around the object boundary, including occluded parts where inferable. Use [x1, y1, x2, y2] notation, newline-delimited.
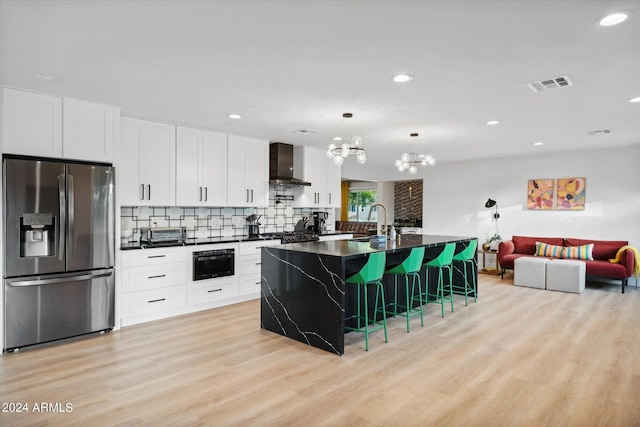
[260, 234, 477, 355]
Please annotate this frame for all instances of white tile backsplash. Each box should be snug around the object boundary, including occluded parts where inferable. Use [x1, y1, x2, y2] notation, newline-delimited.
[120, 187, 333, 242]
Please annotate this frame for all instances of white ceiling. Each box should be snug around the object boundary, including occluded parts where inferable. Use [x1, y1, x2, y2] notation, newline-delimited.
[2, 0, 639, 170]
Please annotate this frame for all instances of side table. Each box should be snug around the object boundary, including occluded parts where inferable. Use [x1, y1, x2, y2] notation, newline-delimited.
[478, 249, 501, 275]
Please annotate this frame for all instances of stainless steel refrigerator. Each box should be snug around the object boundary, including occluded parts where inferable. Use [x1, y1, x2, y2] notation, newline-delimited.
[3, 156, 115, 351]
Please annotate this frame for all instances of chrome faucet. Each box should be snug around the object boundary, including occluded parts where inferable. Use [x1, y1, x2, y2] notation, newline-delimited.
[368, 203, 388, 236]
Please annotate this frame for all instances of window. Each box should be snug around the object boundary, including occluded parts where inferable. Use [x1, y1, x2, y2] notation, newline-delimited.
[348, 188, 378, 222]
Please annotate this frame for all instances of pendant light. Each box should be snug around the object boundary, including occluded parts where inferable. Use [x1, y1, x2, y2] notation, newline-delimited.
[326, 113, 366, 166]
[394, 133, 436, 174]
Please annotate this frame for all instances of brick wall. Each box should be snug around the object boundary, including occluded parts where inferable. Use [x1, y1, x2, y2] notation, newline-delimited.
[394, 179, 423, 221]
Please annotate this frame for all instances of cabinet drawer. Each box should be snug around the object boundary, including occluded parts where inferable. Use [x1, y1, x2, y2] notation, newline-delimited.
[122, 285, 186, 318]
[188, 276, 238, 305]
[238, 254, 261, 275]
[122, 263, 186, 293]
[121, 247, 186, 268]
[239, 274, 261, 296]
[238, 240, 280, 256]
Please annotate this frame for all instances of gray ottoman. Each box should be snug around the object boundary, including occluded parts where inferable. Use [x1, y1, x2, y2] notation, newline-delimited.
[546, 259, 586, 293]
[514, 257, 550, 289]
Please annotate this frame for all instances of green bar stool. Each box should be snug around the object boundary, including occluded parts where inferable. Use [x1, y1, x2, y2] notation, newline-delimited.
[421, 242, 456, 318]
[452, 239, 478, 306]
[381, 247, 425, 332]
[345, 251, 388, 351]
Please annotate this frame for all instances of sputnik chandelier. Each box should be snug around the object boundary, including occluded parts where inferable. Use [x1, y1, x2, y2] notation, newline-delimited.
[394, 133, 436, 175]
[326, 113, 366, 166]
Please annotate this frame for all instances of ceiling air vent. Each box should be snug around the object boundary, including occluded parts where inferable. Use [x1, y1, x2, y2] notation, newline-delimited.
[294, 128, 320, 135]
[527, 76, 573, 93]
[587, 129, 611, 135]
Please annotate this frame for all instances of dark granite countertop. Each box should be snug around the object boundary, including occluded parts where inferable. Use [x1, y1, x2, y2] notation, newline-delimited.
[120, 231, 349, 250]
[273, 234, 477, 259]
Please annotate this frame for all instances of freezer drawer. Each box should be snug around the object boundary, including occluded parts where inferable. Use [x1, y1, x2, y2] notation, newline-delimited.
[3, 269, 115, 351]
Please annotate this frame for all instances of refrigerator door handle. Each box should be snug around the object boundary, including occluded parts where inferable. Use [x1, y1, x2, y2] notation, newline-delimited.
[58, 173, 66, 261]
[7, 270, 114, 287]
[68, 173, 75, 257]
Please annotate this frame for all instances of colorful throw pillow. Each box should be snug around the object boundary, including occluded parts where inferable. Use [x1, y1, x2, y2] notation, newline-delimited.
[563, 244, 594, 260]
[513, 235, 564, 255]
[535, 242, 564, 258]
[565, 238, 627, 260]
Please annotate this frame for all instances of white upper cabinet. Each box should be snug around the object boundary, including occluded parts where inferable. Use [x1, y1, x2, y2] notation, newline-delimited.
[326, 160, 341, 208]
[2, 87, 63, 157]
[120, 117, 176, 206]
[176, 126, 227, 206]
[227, 135, 269, 207]
[293, 147, 340, 208]
[63, 97, 119, 163]
[293, 147, 326, 207]
[201, 130, 228, 206]
[1, 88, 118, 163]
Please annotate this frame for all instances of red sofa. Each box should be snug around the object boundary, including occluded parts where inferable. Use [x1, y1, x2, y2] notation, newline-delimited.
[498, 235, 634, 293]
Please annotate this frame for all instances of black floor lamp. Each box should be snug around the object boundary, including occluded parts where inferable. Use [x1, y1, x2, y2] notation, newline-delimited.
[485, 198, 500, 238]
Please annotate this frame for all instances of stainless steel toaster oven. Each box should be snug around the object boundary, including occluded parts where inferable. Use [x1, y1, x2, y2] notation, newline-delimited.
[140, 227, 187, 244]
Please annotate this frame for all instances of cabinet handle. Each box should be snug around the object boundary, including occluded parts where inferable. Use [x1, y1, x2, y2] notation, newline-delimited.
[148, 298, 166, 303]
[246, 189, 249, 203]
[147, 184, 151, 200]
[255, 262, 261, 265]
[148, 274, 166, 279]
[205, 187, 208, 201]
[329, 193, 332, 205]
[147, 255, 166, 259]
[199, 187, 203, 201]
[207, 288, 223, 293]
[251, 189, 254, 202]
[140, 184, 145, 200]
[255, 281, 261, 285]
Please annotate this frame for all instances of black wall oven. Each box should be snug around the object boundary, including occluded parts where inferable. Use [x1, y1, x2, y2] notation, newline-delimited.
[193, 248, 234, 281]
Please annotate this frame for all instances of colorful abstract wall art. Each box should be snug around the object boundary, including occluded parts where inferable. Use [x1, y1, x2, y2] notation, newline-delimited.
[556, 177, 585, 210]
[527, 179, 554, 210]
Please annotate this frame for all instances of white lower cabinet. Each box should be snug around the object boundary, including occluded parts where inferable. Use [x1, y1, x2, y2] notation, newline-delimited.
[119, 240, 279, 327]
[120, 246, 187, 326]
[188, 276, 237, 305]
[186, 243, 239, 306]
[238, 274, 262, 296]
[238, 239, 281, 297]
[121, 286, 187, 319]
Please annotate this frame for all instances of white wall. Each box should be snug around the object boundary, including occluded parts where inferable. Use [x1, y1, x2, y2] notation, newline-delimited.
[420, 145, 640, 248]
[344, 145, 640, 248]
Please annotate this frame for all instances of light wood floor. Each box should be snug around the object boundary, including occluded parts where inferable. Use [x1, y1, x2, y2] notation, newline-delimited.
[2, 274, 639, 426]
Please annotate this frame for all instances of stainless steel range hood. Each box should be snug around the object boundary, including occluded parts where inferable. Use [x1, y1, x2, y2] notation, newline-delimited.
[269, 143, 311, 186]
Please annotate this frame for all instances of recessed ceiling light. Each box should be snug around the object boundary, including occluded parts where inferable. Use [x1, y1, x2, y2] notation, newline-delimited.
[486, 120, 500, 126]
[392, 74, 413, 83]
[532, 141, 544, 146]
[332, 136, 342, 141]
[227, 114, 242, 119]
[596, 12, 628, 27]
[629, 97, 640, 103]
[32, 71, 61, 81]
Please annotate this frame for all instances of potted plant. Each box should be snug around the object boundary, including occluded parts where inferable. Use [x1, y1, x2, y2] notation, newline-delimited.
[486, 234, 502, 251]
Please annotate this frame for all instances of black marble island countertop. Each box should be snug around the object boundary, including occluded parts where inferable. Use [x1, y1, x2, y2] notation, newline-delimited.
[261, 234, 478, 355]
[276, 234, 475, 258]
